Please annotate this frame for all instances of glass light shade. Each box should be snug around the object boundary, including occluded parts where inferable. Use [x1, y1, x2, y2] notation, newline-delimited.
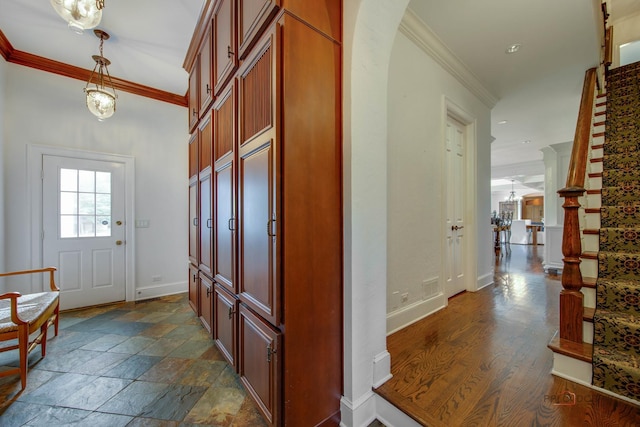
[85, 89, 116, 121]
[50, 0, 102, 34]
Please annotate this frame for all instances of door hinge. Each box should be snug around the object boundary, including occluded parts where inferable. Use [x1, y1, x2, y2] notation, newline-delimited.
[41, 169, 44, 180]
[267, 344, 277, 363]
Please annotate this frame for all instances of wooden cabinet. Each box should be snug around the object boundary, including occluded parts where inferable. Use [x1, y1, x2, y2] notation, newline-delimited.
[214, 283, 237, 367]
[188, 60, 199, 132]
[238, 0, 280, 59]
[199, 27, 214, 115]
[199, 113, 213, 277]
[213, 82, 237, 294]
[239, 303, 281, 426]
[213, 0, 237, 94]
[199, 273, 214, 334]
[188, 134, 199, 267]
[188, 264, 200, 315]
[184, 3, 342, 425]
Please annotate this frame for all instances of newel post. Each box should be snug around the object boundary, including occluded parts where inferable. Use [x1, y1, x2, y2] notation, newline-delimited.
[557, 186, 585, 343]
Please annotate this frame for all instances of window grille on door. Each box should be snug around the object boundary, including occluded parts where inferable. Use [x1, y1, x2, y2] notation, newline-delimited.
[59, 168, 112, 238]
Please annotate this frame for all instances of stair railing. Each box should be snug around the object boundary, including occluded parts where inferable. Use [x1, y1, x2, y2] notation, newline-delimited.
[557, 67, 597, 343]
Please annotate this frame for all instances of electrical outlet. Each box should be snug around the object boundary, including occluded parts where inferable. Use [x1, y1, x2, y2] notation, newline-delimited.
[152, 275, 162, 283]
[401, 292, 409, 303]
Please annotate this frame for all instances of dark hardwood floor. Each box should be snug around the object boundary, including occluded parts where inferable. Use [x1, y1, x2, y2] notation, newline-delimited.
[376, 244, 640, 426]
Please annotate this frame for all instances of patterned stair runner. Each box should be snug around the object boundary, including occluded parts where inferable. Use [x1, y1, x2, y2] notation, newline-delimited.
[592, 61, 640, 402]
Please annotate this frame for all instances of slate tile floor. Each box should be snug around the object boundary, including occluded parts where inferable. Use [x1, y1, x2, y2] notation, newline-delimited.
[0, 293, 268, 426]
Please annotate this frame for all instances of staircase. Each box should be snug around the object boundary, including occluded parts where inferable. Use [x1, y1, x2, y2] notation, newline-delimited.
[591, 62, 640, 402]
[550, 61, 640, 405]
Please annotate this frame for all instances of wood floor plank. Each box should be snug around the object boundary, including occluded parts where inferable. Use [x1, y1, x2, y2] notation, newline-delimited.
[376, 245, 640, 426]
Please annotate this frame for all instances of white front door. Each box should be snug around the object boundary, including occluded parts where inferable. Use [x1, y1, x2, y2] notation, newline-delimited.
[445, 116, 466, 298]
[42, 155, 126, 310]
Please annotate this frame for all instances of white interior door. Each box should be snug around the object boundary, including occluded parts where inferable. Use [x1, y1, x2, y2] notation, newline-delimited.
[445, 116, 466, 298]
[42, 155, 126, 310]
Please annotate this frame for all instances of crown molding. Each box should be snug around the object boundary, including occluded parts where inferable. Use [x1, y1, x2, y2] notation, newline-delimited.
[0, 29, 14, 61]
[0, 29, 187, 107]
[399, 8, 498, 109]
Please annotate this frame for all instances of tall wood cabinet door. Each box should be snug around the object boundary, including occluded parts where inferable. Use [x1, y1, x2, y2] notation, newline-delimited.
[213, 0, 237, 94]
[199, 274, 214, 335]
[238, 0, 280, 59]
[213, 283, 237, 368]
[213, 83, 237, 294]
[188, 60, 199, 132]
[199, 113, 214, 276]
[199, 26, 214, 115]
[239, 304, 281, 427]
[189, 177, 199, 266]
[237, 29, 279, 326]
[188, 264, 200, 315]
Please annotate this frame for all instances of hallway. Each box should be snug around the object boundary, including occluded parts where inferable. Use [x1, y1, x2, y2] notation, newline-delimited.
[376, 244, 640, 426]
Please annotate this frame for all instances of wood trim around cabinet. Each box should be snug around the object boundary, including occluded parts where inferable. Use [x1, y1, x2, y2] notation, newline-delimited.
[1, 30, 187, 107]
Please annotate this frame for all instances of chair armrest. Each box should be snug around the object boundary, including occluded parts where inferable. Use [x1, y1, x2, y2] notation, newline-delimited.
[0, 292, 27, 325]
[0, 267, 59, 292]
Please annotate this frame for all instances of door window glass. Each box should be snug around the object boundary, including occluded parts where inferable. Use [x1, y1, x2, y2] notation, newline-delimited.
[59, 168, 112, 238]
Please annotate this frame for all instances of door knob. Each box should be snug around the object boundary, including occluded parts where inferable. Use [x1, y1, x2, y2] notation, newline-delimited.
[116, 240, 123, 246]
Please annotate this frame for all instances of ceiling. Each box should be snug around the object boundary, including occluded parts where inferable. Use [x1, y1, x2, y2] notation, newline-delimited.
[1, 0, 639, 196]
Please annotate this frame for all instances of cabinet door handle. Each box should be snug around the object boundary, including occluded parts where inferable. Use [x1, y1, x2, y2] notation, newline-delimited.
[228, 218, 235, 231]
[193, 218, 199, 226]
[227, 46, 234, 58]
[267, 345, 277, 362]
[207, 218, 213, 229]
[192, 108, 197, 117]
[228, 306, 235, 319]
[206, 84, 211, 94]
[267, 219, 276, 237]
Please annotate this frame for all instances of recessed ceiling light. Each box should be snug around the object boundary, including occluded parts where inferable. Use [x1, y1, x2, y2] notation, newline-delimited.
[522, 140, 531, 144]
[505, 44, 521, 54]
[498, 120, 508, 125]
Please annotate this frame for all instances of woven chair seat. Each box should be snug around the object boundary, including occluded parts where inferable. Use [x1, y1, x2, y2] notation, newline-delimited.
[0, 292, 59, 333]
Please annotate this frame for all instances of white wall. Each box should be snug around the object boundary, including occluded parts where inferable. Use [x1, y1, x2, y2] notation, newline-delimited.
[342, 1, 493, 425]
[3, 64, 188, 298]
[386, 29, 492, 330]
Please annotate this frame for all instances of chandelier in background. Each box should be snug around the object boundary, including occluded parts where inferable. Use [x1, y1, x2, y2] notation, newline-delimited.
[507, 179, 518, 202]
[84, 29, 117, 121]
[50, 0, 105, 34]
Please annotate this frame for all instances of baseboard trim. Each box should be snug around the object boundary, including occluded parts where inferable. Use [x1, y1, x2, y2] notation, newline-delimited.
[135, 281, 187, 301]
[476, 272, 494, 291]
[386, 294, 446, 335]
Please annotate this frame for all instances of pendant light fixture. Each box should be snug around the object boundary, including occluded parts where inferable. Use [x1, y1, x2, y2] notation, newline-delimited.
[84, 29, 117, 121]
[507, 179, 517, 202]
[50, 0, 105, 34]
